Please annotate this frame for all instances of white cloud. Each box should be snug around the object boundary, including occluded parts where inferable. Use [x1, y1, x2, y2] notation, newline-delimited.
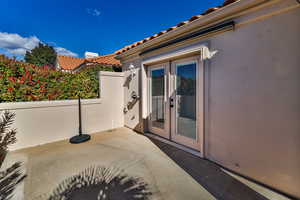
[0, 32, 78, 58]
[55, 47, 78, 57]
[0, 32, 40, 56]
[86, 8, 101, 16]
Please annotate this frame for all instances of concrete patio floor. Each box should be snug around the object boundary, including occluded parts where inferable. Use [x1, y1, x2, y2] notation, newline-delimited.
[3, 127, 215, 200]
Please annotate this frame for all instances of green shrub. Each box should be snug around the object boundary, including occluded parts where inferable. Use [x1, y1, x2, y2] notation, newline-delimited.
[0, 55, 112, 103]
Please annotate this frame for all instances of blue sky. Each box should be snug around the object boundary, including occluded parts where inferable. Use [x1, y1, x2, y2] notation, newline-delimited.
[0, 0, 223, 59]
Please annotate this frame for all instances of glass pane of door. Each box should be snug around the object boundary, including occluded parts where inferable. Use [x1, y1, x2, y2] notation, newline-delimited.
[176, 62, 197, 139]
[151, 68, 165, 129]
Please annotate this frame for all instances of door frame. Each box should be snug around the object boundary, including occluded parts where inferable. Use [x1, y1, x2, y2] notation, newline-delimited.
[145, 55, 204, 157]
[147, 62, 170, 139]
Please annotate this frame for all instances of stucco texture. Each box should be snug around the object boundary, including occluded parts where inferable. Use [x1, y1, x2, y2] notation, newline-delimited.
[205, 7, 300, 198]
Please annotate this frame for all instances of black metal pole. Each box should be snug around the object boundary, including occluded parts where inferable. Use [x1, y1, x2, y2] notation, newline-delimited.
[69, 96, 91, 144]
[78, 96, 82, 136]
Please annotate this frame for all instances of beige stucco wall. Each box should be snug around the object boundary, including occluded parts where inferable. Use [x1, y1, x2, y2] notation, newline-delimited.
[120, 1, 300, 198]
[205, 6, 300, 198]
[0, 72, 125, 151]
[122, 58, 144, 132]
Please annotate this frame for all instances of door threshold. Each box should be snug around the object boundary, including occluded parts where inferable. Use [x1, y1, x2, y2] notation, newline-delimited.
[145, 132, 202, 157]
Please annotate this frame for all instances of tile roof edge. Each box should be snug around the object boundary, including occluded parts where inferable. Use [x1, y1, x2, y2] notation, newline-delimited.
[115, 0, 241, 55]
[57, 55, 84, 60]
[57, 54, 121, 70]
[58, 54, 116, 61]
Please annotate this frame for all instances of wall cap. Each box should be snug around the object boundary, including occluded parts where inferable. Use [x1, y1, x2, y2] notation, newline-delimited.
[0, 98, 102, 111]
[99, 71, 124, 77]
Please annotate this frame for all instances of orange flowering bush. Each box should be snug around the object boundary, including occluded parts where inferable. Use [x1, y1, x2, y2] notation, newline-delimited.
[0, 55, 107, 102]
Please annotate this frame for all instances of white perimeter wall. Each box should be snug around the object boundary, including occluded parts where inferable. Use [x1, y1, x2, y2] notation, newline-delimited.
[0, 71, 124, 151]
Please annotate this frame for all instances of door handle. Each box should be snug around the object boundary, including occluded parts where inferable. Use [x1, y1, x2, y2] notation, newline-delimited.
[170, 98, 174, 108]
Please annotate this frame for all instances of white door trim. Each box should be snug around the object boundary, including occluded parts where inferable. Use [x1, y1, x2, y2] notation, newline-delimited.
[141, 44, 213, 120]
[142, 44, 215, 65]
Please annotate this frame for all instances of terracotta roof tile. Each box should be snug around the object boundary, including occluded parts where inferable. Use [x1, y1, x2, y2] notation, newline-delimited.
[188, 15, 202, 22]
[57, 54, 120, 71]
[166, 26, 177, 32]
[115, 0, 239, 55]
[157, 31, 166, 36]
[223, 0, 238, 6]
[203, 7, 221, 15]
[176, 21, 189, 27]
[87, 54, 121, 66]
[57, 56, 85, 70]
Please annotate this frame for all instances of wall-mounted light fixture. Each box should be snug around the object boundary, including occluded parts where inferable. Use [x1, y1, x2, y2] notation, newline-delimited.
[128, 64, 136, 78]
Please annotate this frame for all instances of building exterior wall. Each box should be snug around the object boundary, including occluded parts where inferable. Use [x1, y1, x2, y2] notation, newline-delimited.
[1, 72, 125, 151]
[119, 1, 300, 198]
[205, 6, 300, 198]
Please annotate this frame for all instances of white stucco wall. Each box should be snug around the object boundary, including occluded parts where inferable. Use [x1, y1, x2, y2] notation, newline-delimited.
[0, 71, 124, 151]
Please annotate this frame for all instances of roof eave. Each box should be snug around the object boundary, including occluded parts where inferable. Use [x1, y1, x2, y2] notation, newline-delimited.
[116, 0, 270, 59]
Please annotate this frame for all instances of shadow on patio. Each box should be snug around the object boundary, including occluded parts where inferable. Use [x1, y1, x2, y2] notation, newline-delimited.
[3, 127, 214, 200]
[3, 127, 292, 200]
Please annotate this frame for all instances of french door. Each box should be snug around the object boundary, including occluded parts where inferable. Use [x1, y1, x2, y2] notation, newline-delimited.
[148, 63, 169, 139]
[170, 57, 203, 151]
[148, 56, 203, 153]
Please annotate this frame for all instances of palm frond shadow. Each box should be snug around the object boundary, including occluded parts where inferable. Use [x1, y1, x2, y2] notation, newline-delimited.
[0, 162, 27, 200]
[39, 165, 152, 200]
